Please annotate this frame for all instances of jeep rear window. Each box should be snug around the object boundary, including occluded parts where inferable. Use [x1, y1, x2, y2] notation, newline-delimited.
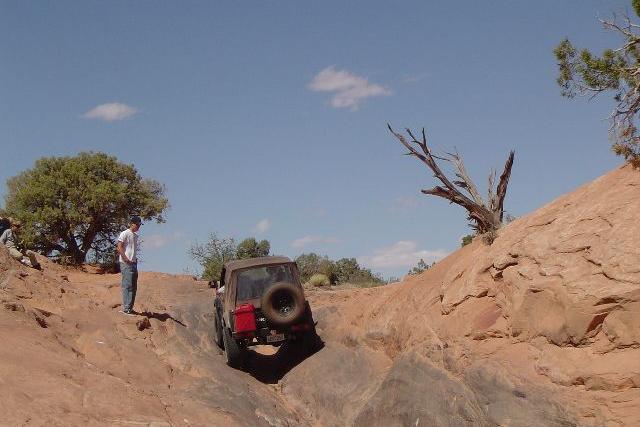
[236, 264, 296, 301]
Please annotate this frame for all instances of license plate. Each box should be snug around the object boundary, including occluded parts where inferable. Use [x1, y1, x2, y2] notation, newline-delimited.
[266, 333, 285, 343]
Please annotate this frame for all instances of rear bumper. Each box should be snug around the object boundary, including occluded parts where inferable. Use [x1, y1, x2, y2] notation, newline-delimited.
[232, 323, 312, 345]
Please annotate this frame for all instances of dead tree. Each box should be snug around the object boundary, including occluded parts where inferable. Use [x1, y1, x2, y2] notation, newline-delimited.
[388, 125, 515, 236]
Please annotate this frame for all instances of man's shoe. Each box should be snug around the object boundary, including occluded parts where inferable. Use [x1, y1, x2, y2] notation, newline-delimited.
[120, 309, 135, 316]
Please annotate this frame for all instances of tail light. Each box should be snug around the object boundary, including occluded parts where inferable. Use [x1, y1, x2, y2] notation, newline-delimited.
[233, 303, 256, 333]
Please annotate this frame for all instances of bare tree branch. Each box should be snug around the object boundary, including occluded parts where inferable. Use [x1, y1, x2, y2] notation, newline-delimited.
[389, 124, 515, 236]
[495, 151, 515, 222]
[446, 149, 483, 206]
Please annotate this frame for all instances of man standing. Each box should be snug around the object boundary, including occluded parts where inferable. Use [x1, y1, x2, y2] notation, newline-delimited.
[117, 216, 142, 315]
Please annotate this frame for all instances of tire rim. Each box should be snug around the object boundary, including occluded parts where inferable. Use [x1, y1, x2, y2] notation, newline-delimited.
[272, 289, 296, 317]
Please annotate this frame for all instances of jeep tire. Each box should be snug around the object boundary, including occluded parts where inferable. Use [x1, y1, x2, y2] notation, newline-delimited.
[297, 304, 322, 352]
[222, 326, 246, 369]
[212, 310, 224, 349]
[261, 282, 305, 327]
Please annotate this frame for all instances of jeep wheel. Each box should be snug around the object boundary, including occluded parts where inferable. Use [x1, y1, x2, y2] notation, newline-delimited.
[212, 310, 224, 349]
[260, 282, 305, 327]
[297, 304, 322, 352]
[222, 326, 246, 369]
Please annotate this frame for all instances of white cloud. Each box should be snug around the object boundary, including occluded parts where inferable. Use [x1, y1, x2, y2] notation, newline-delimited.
[82, 102, 138, 122]
[254, 219, 271, 234]
[358, 241, 448, 269]
[308, 66, 392, 110]
[142, 232, 185, 249]
[291, 235, 341, 249]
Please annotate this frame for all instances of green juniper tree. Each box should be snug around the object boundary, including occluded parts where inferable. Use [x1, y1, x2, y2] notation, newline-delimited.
[236, 237, 270, 259]
[4, 152, 168, 264]
[555, 0, 640, 167]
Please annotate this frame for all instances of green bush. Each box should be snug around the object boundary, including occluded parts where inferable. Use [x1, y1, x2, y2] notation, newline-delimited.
[308, 273, 330, 287]
[295, 253, 336, 283]
[295, 253, 384, 286]
[461, 234, 474, 247]
[408, 258, 430, 275]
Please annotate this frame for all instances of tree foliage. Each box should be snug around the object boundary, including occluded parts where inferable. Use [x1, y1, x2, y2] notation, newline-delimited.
[554, 3, 640, 167]
[333, 257, 361, 283]
[236, 237, 270, 259]
[295, 252, 336, 283]
[461, 234, 474, 247]
[308, 273, 330, 287]
[3, 152, 168, 264]
[408, 258, 430, 276]
[189, 234, 271, 281]
[189, 234, 238, 281]
[294, 252, 384, 286]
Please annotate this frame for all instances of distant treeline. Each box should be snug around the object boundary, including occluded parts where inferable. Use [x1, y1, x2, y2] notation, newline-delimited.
[294, 253, 384, 286]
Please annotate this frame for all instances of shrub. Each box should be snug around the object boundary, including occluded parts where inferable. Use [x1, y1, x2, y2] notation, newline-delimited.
[295, 253, 384, 286]
[295, 253, 336, 283]
[408, 258, 430, 275]
[308, 273, 330, 287]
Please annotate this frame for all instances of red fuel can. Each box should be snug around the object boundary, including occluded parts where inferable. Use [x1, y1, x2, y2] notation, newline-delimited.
[234, 303, 256, 333]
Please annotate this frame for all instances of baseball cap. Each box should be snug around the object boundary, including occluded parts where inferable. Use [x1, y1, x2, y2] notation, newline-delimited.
[130, 216, 143, 225]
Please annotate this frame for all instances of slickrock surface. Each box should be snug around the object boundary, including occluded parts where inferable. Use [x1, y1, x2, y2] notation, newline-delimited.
[0, 256, 304, 426]
[288, 164, 640, 426]
[1, 164, 638, 426]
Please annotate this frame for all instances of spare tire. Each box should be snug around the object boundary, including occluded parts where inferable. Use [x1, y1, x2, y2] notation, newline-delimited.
[261, 282, 305, 327]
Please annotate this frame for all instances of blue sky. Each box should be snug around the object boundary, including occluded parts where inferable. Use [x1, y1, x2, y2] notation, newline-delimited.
[0, 1, 628, 278]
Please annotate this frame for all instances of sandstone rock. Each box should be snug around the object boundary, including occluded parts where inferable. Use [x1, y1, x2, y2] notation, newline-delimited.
[354, 352, 488, 427]
[282, 342, 390, 426]
[465, 362, 579, 426]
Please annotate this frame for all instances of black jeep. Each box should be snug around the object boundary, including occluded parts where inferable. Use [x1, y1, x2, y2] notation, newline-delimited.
[212, 256, 319, 369]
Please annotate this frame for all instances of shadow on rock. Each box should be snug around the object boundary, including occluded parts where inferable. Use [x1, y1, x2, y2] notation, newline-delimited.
[244, 337, 325, 384]
[139, 310, 186, 327]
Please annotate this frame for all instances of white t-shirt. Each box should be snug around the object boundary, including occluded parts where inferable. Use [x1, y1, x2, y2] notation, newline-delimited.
[117, 228, 139, 264]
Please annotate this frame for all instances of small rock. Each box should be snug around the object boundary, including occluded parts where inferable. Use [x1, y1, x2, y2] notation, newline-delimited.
[493, 255, 518, 270]
[4, 302, 25, 312]
[136, 317, 152, 331]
